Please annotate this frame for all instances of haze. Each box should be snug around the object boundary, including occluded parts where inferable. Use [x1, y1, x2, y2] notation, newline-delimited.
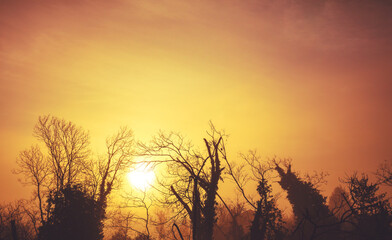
[1, 0, 391, 202]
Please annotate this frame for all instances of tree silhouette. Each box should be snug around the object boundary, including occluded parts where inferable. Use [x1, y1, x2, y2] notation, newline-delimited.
[214, 201, 252, 240]
[275, 161, 338, 240]
[94, 127, 134, 227]
[139, 124, 226, 240]
[327, 186, 353, 236]
[15, 115, 90, 227]
[119, 188, 154, 239]
[328, 186, 351, 221]
[15, 116, 135, 238]
[14, 146, 49, 225]
[134, 233, 155, 240]
[0, 201, 35, 240]
[170, 133, 224, 240]
[37, 184, 103, 240]
[376, 160, 392, 187]
[33, 115, 90, 191]
[224, 152, 286, 240]
[250, 176, 285, 240]
[12, 116, 392, 239]
[153, 210, 170, 240]
[109, 229, 132, 240]
[342, 173, 392, 240]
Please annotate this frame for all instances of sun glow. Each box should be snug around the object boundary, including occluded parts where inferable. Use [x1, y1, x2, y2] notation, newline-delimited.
[127, 163, 155, 191]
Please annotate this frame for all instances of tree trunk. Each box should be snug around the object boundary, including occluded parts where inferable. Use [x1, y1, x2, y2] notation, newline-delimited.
[11, 219, 18, 240]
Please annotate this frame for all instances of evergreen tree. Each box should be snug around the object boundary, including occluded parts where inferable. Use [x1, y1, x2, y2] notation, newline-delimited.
[344, 174, 392, 240]
[38, 184, 104, 240]
[250, 177, 285, 240]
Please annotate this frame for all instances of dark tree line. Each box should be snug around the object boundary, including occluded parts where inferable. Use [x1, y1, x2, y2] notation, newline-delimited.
[4, 116, 392, 240]
[220, 152, 392, 240]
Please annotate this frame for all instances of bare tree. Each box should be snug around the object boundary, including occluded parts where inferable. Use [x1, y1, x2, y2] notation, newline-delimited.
[120, 189, 154, 238]
[376, 160, 392, 187]
[328, 186, 352, 222]
[14, 116, 135, 239]
[224, 151, 285, 240]
[139, 124, 226, 240]
[33, 115, 90, 190]
[14, 115, 91, 226]
[107, 208, 137, 239]
[96, 127, 134, 215]
[214, 200, 251, 240]
[74, 127, 135, 232]
[152, 210, 170, 240]
[0, 201, 36, 240]
[14, 146, 49, 224]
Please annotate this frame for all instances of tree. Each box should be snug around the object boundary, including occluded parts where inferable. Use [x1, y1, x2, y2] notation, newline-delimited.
[250, 176, 285, 240]
[0, 201, 36, 240]
[328, 186, 351, 221]
[274, 161, 338, 240]
[33, 115, 90, 191]
[119, 189, 154, 239]
[15, 115, 135, 238]
[139, 124, 226, 240]
[37, 184, 103, 240]
[94, 127, 134, 223]
[107, 208, 136, 240]
[327, 186, 353, 235]
[152, 210, 170, 240]
[342, 173, 392, 240]
[214, 201, 250, 240]
[14, 146, 49, 225]
[15, 115, 90, 226]
[376, 160, 392, 187]
[134, 233, 155, 240]
[109, 229, 132, 240]
[224, 152, 286, 240]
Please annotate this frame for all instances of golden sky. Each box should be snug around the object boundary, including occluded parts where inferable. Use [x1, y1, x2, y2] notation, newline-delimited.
[1, 0, 391, 202]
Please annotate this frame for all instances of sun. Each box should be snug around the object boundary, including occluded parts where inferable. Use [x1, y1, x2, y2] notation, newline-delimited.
[127, 163, 155, 191]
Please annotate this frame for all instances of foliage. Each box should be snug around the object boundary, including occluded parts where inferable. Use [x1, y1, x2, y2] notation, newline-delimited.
[11, 118, 392, 239]
[37, 184, 104, 240]
[109, 229, 132, 240]
[250, 177, 285, 240]
[275, 162, 338, 240]
[134, 233, 155, 240]
[342, 174, 392, 240]
[223, 152, 286, 240]
[15, 115, 135, 239]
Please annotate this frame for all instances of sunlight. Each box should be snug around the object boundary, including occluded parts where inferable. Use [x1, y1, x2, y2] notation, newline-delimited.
[127, 163, 155, 191]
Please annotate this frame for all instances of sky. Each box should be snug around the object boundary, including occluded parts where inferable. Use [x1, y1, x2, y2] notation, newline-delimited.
[0, 0, 391, 203]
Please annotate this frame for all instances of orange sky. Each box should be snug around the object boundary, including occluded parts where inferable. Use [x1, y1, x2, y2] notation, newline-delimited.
[1, 0, 391, 203]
